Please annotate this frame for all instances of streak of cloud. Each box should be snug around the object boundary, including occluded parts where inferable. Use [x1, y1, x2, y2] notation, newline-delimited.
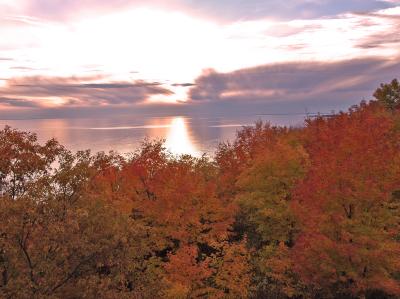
[0, 96, 41, 108]
[0, 76, 173, 108]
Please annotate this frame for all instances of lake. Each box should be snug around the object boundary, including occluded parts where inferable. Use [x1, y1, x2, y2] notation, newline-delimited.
[0, 114, 305, 156]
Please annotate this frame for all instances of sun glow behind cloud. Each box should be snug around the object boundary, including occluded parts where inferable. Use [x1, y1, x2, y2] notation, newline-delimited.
[0, 1, 399, 109]
[18, 8, 223, 82]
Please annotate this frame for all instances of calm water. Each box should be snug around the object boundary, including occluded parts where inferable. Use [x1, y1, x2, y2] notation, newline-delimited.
[0, 114, 305, 156]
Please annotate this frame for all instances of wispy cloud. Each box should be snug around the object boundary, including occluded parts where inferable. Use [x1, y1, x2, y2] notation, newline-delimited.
[10, 66, 38, 70]
[171, 83, 196, 87]
[355, 9, 400, 49]
[357, 31, 400, 48]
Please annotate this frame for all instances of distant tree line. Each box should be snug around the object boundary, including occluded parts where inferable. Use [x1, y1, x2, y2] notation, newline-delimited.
[0, 79, 399, 298]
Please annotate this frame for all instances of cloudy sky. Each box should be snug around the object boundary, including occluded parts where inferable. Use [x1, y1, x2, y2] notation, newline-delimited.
[0, 0, 399, 118]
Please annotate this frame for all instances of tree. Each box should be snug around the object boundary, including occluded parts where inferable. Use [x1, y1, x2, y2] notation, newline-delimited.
[292, 103, 400, 298]
[88, 140, 251, 298]
[0, 125, 62, 200]
[0, 129, 164, 298]
[374, 78, 400, 111]
[216, 123, 309, 297]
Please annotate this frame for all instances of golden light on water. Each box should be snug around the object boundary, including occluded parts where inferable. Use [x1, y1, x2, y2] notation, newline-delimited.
[164, 117, 199, 156]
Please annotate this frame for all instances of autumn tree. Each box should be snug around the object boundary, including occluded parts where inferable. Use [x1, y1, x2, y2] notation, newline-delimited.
[0, 129, 164, 298]
[88, 140, 251, 298]
[216, 123, 309, 297]
[0, 125, 62, 200]
[292, 102, 400, 298]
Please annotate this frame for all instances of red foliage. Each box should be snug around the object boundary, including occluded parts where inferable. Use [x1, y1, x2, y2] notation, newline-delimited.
[292, 103, 400, 296]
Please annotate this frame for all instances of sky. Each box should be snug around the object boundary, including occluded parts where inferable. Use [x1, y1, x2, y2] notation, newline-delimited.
[0, 0, 399, 118]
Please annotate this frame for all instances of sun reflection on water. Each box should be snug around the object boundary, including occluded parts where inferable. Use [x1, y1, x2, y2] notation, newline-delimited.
[164, 117, 199, 156]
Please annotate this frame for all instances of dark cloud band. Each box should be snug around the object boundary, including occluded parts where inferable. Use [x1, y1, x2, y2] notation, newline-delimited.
[189, 57, 400, 106]
[0, 76, 173, 107]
